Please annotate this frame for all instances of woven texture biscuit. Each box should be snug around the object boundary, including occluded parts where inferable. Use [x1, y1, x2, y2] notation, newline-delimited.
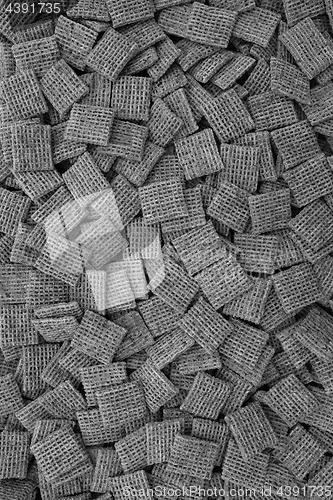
[220, 143, 260, 192]
[273, 263, 322, 314]
[158, 5, 192, 38]
[190, 50, 234, 84]
[12, 35, 59, 78]
[139, 178, 187, 224]
[31, 186, 73, 224]
[106, 0, 153, 28]
[180, 372, 231, 419]
[274, 424, 326, 480]
[63, 152, 110, 205]
[283, 0, 325, 26]
[208, 181, 250, 232]
[31, 425, 92, 485]
[151, 256, 199, 313]
[179, 296, 233, 353]
[22, 343, 60, 399]
[32, 315, 78, 342]
[175, 129, 223, 180]
[123, 47, 158, 76]
[111, 76, 152, 121]
[302, 82, 333, 126]
[115, 142, 165, 188]
[77, 219, 128, 269]
[248, 91, 298, 131]
[87, 28, 138, 80]
[270, 57, 311, 105]
[172, 221, 227, 276]
[225, 402, 277, 461]
[262, 374, 319, 427]
[271, 121, 321, 171]
[91, 447, 122, 493]
[284, 154, 333, 207]
[164, 87, 198, 139]
[0, 431, 30, 480]
[152, 63, 187, 100]
[215, 367, 253, 415]
[65, 104, 114, 146]
[31, 418, 70, 446]
[249, 189, 291, 234]
[71, 270, 106, 315]
[289, 199, 333, 251]
[35, 234, 87, 287]
[177, 39, 217, 72]
[166, 434, 219, 480]
[15, 397, 52, 433]
[235, 131, 276, 182]
[172, 346, 222, 376]
[138, 296, 183, 338]
[72, 310, 126, 364]
[277, 324, 313, 369]
[58, 347, 98, 387]
[0, 70, 47, 120]
[149, 98, 183, 147]
[52, 122, 87, 164]
[39, 380, 87, 420]
[81, 73, 112, 108]
[235, 233, 277, 274]
[196, 255, 253, 309]
[41, 59, 89, 116]
[146, 420, 181, 465]
[212, 54, 255, 91]
[224, 278, 272, 325]
[119, 19, 165, 51]
[67, 0, 111, 21]
[55, 16, 97, 71]
[107, 174, 141, 226]
[115, 426, 147, 473]
[0, 41, 15, 79]
[191, 418, 229, 467]
[110, 470, 151, 500]
[222, 438, 269, 489]
[232, 7, 281, 48]
[242, 58, 271, 96]
[0, 189, 30, 238]
[209, 0, 255, 11]
[147, 327, 194, 369]
[187, 3, 236, 48]
[97, 381, 147, 428]
[14, 170, 64, 201]
[114, 311, 154, 361]
[2, 2, 333, 495]
[314, 255, 333, 299]
[101, 119, 148, 161]
[220, 319, 269, 371]
[26, 269, 71, 310]
[148, 37, 181, 81]
[292, 306, 333, 361]
[131, 359, 178, 412]
[203, 89, 254, 142]
[280, 18, 333, 79]
[308, 458, 333, 489]
[0, 374, 24, 417]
